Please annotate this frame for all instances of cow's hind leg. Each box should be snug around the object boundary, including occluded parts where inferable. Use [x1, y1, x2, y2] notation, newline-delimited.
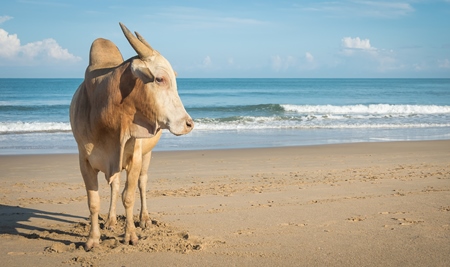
[139, 151, 152, 228]
[105, 176, 120, 230]
[79, 157, 100, 251]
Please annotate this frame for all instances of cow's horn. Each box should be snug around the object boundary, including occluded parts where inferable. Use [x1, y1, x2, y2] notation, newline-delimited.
[135, 31, 154, 51]
[119, 22, 153, 59]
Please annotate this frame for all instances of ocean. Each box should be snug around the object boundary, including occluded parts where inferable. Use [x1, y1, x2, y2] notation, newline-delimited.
[0, 78, 449, 155]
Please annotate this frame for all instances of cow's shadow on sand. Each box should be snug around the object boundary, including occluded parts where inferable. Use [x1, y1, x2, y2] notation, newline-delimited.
[0, 204, 86, 246]
[0, 204, 206, 253]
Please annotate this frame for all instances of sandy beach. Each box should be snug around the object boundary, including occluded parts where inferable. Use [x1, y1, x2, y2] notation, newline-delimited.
[0, 140, 449, 266]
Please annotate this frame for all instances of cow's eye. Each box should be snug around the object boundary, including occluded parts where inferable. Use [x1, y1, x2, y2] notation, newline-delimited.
[155, 77, 164, 84]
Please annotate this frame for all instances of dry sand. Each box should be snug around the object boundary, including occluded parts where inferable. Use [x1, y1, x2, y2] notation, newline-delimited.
[0, 140, 449, 266]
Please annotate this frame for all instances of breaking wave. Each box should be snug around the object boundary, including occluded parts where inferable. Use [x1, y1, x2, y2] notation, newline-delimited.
[194, 117, 450, 131]
[2, 104, 450, 134]
[0, 122, 72, 134]
[192, 104, 450, 131]
[280, 104, 450, 115]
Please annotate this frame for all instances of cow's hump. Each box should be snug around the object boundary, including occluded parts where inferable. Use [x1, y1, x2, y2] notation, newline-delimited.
[89, 38, 124, 70]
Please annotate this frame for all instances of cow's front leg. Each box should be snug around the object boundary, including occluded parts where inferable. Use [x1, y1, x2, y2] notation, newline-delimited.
[80, 158, 100, 251]
[105, 175, 120, 230]
[122, 158, 141, 245]
[138, 151, 152, 228]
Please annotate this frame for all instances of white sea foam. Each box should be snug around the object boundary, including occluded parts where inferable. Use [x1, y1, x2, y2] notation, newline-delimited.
[194, 117, 450, 131]
[0, 121, 71, 134]
[281, 104, 450, 114]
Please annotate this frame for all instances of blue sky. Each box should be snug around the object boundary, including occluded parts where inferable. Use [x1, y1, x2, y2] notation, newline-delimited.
[1, 0, 449, 78]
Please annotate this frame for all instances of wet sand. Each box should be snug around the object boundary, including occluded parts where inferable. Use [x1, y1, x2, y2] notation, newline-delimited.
[0, 140, 449, 266]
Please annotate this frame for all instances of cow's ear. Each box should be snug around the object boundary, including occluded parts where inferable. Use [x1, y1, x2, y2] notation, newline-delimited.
[130, 111, 158, 138]
[131, 59, 154, 84]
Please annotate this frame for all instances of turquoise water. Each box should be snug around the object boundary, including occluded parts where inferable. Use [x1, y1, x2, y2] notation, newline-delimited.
[0, 78, 449, 154]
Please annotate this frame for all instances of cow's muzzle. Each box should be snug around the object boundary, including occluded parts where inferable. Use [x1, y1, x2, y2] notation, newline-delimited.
[186, 117, 194, 131]
[171, 116, 194, 136]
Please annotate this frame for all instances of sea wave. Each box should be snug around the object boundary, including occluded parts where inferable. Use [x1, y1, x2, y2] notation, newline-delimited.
[189, 104, 285, 113]
[0, 122, 72, 134]
[2, 118, 450, 134]
[0, 104, 69, 111]
[194, 117, 450, 130]
[281, 104, 450, 114]
[187, 104, 450, 119]
[2, 103, 450, 134]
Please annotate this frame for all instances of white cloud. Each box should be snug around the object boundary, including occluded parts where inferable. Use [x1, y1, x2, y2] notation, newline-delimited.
[342, 37, 374, 50]
[0, 15, 13, 24]
[0, 28, 81, 62]
[305, 52, 314, 63]
[0, 29, 20, 58]
[302, 52, 320, 71]
[22, 39, 81, 61]
[339, 36, 404, 72]
[341, 37, 377, 56]
[203, 56, 212, 67]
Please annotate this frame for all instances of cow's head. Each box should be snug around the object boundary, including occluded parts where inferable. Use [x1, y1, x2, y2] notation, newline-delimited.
[119, 22, 193, 137]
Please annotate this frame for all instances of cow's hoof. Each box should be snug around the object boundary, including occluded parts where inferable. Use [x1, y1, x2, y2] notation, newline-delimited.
[84, 238, 100, 251]
[105, 217, 117, 231]
[139, 218, 151, 229]
[124, 232, 139, 246]
[140, 212, 151, 229]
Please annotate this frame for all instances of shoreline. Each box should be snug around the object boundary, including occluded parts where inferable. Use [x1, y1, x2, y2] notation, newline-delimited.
[1, 137, 450, 156]
[1, 140, 449, 266]
[2, 138, 449, 157]
[2, 125, 450, 155]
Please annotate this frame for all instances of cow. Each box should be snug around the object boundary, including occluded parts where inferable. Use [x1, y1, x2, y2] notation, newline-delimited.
[70, 22, 194, 251]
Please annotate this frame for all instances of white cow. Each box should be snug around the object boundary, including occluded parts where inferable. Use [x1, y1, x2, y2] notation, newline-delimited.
[70, 23, 193, 250]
